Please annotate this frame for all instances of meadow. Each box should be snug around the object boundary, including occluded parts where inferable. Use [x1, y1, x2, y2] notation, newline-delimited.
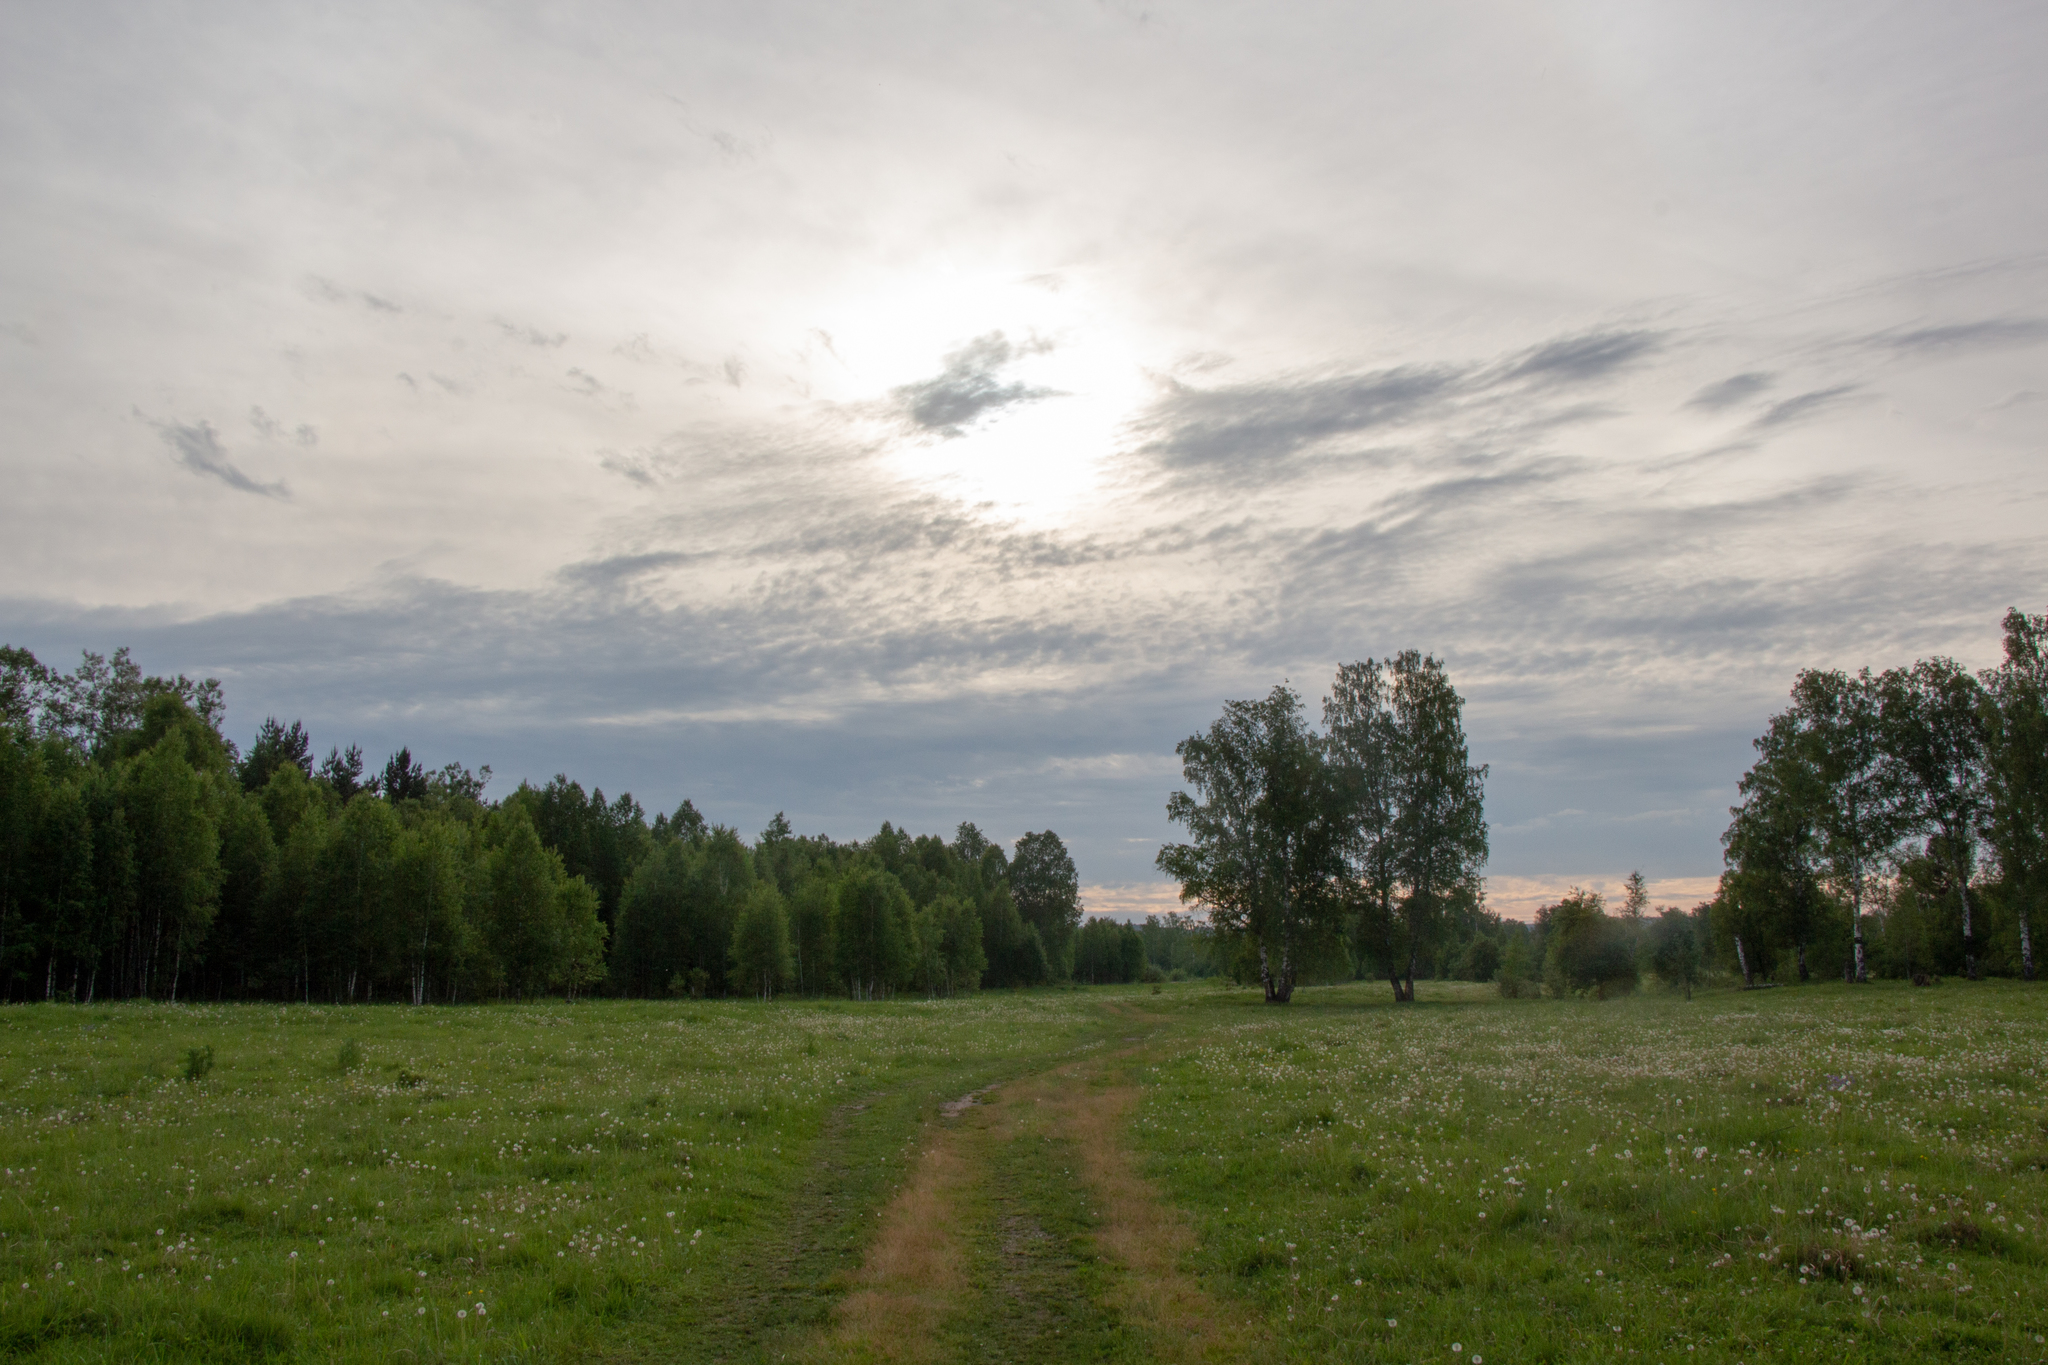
[0, 981, 2042, 1363]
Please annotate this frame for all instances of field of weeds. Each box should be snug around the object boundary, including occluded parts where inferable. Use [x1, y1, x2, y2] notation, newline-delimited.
[2, 980, 2044, 1363]
[1136, 979, 2048, 1363]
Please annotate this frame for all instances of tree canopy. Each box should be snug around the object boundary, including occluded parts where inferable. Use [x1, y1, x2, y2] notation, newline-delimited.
[0, 643, 1083, 1003]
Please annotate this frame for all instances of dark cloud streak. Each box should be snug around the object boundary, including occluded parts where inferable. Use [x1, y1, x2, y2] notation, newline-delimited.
[893, 331, 1060, 437]
[152, 419, 289, 499]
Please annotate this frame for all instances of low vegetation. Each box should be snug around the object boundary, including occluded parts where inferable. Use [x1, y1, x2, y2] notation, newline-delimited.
[0, 979, 2041, 1362]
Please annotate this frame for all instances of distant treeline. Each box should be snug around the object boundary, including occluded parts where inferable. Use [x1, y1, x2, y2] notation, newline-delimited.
[1480, 605, 2048, 997]
[0, 646, 1213, 1004]
[1703, 606, 2046, 986]
[1154, 622, 2048, 1005]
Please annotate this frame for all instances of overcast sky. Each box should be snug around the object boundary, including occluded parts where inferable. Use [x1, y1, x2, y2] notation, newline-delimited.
[4, 1, 2045, 917]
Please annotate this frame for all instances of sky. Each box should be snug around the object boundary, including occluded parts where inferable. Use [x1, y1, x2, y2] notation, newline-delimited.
[3, 1, 2045, 919]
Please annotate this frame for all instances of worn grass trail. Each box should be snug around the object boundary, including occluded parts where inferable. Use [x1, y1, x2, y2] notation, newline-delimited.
[806, 1022, 1267, 1365]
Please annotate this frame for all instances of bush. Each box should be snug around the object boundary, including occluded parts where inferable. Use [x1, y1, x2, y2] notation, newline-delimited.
[335, 1039, 362, 1073]
[183, 1045, 215, 1082]
[1539, 889, 1640, 997]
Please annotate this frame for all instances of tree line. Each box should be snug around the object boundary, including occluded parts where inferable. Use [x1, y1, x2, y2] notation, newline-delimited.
[0, 645, 1117, 1004]
[1710, 606, 2046, 986]
[1482, 604, 2048, 998]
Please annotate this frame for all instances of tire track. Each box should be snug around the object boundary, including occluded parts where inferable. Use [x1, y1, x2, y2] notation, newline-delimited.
[803, 1038, 1267, 1364]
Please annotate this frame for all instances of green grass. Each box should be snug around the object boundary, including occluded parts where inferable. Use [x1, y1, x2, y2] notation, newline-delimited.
[0, 995, 1110, 1361]
[1131, 979, 2048, 1363]
[2, 980, 2044, 1362]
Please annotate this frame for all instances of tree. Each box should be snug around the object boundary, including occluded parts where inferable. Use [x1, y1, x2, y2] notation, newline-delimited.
[788, 871, 839, 995]
[523, 775, 650, 936]
[729, 883, 792, 1000]
[1982, 607, 2047, 980]
[837, 861, 913, 1000]
[1388, 653, 1489, 1000]
[315, 793, 402, 1001]
[380, 747, 428, 804]
[206, 783, 276, 999]
[1158, 685, 1345, 1004]
[917, 893, 985, 996]
[1724, 732, 1828, 981]
[388, 817, 472, 1005]
[1075, 916, 1145, 983]
[239, 717, 312, 793]
[1325, 659, 1406, 995]
[1708, 876, 1777, 988]
[556, 876, 608, 1000]
[1537, 888, 1637, 997]
[124, 727, 223, 1001]
[1884, 659, 1990, 979]
[0, 728, 48, 997]
[0, 646, 57, 736]
[483, 810, 567, 998]
[318, 744, 369, 802]
[1648, 906, 1704, 999]
[952, 821, 990, 863]
[609, 825, 752, 997]
[1779, 669, 1905, 982]
[1010, 830, 1081, 978]
[1621, 869, 1649, 961]
[611, 840, 692, 997]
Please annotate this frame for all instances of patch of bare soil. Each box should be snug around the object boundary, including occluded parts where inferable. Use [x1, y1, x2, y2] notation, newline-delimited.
[801, 1127, 975, 1364]
[805, 1038, 1264, 1364]
[1014, 1061, 1263, 1365]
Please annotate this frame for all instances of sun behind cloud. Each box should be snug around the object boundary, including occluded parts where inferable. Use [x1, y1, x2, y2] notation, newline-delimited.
[814, 266, 1154, 525]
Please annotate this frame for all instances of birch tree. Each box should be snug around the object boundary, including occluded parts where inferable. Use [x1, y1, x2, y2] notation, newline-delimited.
[1388, 652, 1488, 1000]
[1884, 659, 1990, 979]
[1780, 669, 1905, 982]
[1157, 685, 1343, 1004]
[1982, 607, 2047, 980]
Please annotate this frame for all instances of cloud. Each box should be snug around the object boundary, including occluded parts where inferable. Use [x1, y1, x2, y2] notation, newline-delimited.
[495, 320, 567, 347]
[152, 419, 289, 498]
[1132, 326, 1662, 487]
[1684, 372, 1776, 411]
[1871, 319, 2048, 353]
[556, 551, 694, 588]
[1500, 329, 1662, 385]
[1753, 384, 1859, 428]
[599, 447, 662, 486]
[1141, 364, 1460, 471]
[305, 276, 403, 314]
[892, 331, 1061, 437]
[249, 406, 318, 446]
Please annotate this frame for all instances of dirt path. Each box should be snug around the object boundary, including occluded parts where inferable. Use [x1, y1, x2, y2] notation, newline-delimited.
[803, 1042, 1263, 1364]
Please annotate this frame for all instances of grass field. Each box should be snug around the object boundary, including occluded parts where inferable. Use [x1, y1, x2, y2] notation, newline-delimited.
[1, 981, 2043, 1363]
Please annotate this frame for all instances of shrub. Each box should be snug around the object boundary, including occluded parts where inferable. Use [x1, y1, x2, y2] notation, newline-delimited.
[183, 1045, 215, 1082]
[335, 1038, 362, 1073]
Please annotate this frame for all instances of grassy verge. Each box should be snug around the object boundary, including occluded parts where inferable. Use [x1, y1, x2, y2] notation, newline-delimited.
[1130, 979, 2048, 1363]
